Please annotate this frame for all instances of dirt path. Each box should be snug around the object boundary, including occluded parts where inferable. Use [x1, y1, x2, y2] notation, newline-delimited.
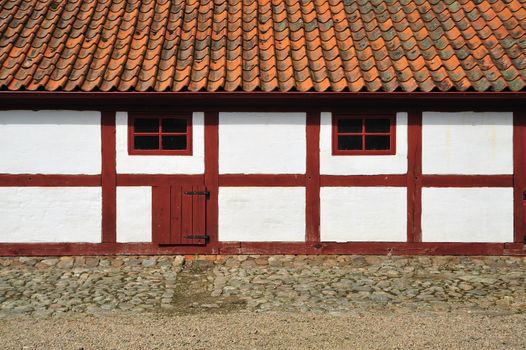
[1, 311, 525, 349]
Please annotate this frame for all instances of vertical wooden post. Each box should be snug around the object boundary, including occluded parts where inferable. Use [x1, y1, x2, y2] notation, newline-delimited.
[204, 112, 219, 245]
[306, 112, 321, 243]
[101, 111, 116, 243]
[513, 111, 526, 244]
[407, 111, 422, 242]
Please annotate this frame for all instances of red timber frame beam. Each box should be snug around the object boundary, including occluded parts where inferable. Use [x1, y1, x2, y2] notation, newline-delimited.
[514, 110, 526, 245]
[101, 111, 117, 243]
[306, 112, 321, 244]
[204, 112, 219, 247]
[0, 242, 513, 256]
[407, 111, 422, 243]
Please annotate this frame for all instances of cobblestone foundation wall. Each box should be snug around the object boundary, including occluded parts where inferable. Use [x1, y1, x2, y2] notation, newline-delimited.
[0, 255, 525, 317]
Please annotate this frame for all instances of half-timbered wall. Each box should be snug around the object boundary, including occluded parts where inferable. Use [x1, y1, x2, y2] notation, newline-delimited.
[320, 112, 408, 175]
[0, 111, 102, 244]
[219, 187, 306, 242]
[116, 187, 152, 243]
[218, 112, 306, 174]
[0, 108, 523, 255]
[218, 112, 306, 242]
[421, 112, 514, 243]
[422, 112, 513, 175]
[0, 187, 102, 243]
[0, 111, 101, 174]
[115, 112, 205, 174]
[320, 187, 407, 242]
[422, 188, 513, 242]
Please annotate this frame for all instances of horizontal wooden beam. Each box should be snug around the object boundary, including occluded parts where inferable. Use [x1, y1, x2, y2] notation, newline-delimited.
[0, 242, 521, 256]
[0, 243, 219, 256]
[0, 174, 515, 188]
[116, 174, 204, 186]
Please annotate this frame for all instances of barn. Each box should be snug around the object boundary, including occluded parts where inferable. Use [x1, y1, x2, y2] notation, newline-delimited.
[0, 0, 525, 256]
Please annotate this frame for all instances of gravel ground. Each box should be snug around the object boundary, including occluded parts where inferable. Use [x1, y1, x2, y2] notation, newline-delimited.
[1, 311, 525, 349]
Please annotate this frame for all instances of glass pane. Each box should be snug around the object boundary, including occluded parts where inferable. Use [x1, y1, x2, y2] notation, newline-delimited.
[365, 118, 390, 133]
[338, 118, 362, 133]
[338, 135, 362, 150]
[365, 135, 390, 150]
[162, 135, 187, 150]
[162, 118, 187, 133]
[134, 136, 159, 150]
[134, 118, 159, 133]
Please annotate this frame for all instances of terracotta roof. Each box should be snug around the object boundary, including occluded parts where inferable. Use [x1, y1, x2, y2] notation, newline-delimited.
[0, 0, 525, 92]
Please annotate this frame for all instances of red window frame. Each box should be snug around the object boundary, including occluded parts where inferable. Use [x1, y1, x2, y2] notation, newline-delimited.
[128, 113, 193, 155]
[332, 114, 396, 155]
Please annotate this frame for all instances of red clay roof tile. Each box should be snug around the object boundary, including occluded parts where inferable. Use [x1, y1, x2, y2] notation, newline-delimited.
[0, 0, 524, 92]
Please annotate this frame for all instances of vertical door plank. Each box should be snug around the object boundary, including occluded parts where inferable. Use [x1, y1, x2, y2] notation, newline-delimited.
[171, 185, 183, 244]
[181, 184, 194, 245]
[192, 186, 207, 245]
[152, 186, 171, 244]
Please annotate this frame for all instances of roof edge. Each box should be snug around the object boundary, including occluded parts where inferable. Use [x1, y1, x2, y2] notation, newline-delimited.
[0, 91, 525, 111]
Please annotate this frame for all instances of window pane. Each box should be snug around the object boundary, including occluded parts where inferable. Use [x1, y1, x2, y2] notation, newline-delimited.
[162, 118, 187, 133]
[365, 118, 390, 133]
[365, 135, 390, 150]
[162, 135, 187, 150]
[338, 118, 362, 133]
[134, 136, 159, 149]
[338, 135, 362, 150]
[134, 118, 159, 133]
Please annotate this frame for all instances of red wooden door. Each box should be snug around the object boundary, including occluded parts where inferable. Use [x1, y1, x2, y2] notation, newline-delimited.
[153, 185, 208, 245]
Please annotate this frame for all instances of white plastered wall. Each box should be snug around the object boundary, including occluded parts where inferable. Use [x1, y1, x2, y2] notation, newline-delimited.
[320, 112, 408, 175]
[219, 187, 305, 241]
[422, 112, 513, 174]
[0, 110, 101, 174]
[219, 112, 306, 174]
[422, 188, 513, 242]
[116, 187, 152, 243]
[116, 112, 204, 174]
[0, 187, 102, 243]
[320, 187, 407, 242]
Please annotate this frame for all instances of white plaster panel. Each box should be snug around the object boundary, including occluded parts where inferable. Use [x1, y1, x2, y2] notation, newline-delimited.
[320, 112, 408, 175]
[320, 187, 407, 242]
[219, 187, 305, 241]
[422, 112, 513, 175]
[117, 187, 152, 243]
[219, 112, 306, 174]
[116, 112, 204, 174]
[422, 188, 513, 242]
[0, 110, 101, 174]
[0, 187, 101, 243]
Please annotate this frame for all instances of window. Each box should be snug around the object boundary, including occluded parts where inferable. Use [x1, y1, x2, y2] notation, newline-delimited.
[128, 113, 192, 155]
[332, 114, 396, 155]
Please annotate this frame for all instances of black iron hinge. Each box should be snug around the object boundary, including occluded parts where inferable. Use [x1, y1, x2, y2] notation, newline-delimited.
[184, 191, 210, 198]
[184, 235, 210, 240]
